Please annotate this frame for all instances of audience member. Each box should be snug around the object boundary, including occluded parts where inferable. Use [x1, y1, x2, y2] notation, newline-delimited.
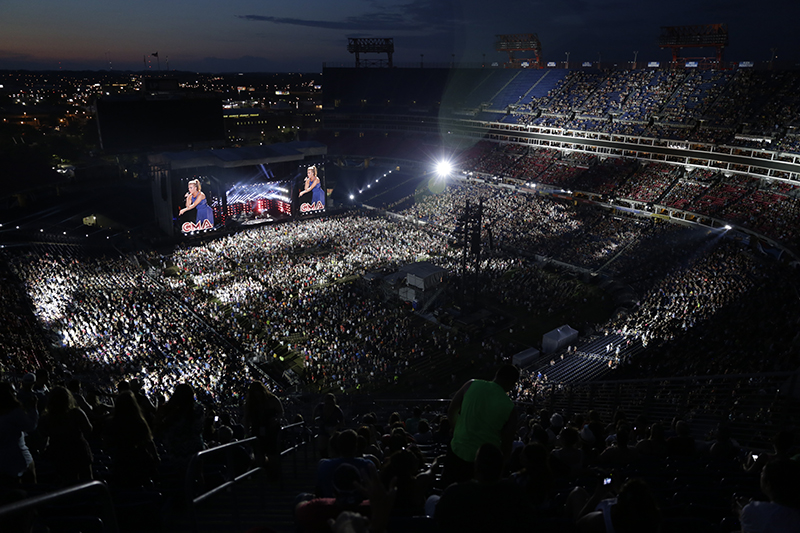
[37, 386, 93, 483]
[443, 364, 520, 485]
[107, 390, 160, 487]
[738, 459, 800, 533]
[434, 443, 534, 532]
[0, 383, 38, 486]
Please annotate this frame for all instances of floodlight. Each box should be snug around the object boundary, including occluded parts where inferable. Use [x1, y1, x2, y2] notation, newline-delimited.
[435, 160, 453, 177]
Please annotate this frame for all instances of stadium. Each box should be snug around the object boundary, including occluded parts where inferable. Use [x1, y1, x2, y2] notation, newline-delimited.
[2, 31, 800, 533]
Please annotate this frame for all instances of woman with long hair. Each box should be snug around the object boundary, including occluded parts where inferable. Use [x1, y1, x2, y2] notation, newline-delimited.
[243, 381, 283, 469]
[0, 382, 38, 486]
[300, 166, 324, 207]
[107, 391, 160, 487]
[179, 179, 214, 226]
[155, 383, 205, 461]
[39, 385, 93, 483]
[313, 393, 343, 458]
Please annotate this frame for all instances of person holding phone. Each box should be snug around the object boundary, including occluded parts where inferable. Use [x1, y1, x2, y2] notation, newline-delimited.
[738, 459, 800, 533]
[568, 476, 661, 532]
[744, 431, 795, 474]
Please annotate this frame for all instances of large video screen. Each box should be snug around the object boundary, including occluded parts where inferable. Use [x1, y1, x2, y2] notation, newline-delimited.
[175, 176, 222, 234]
[224, 180, 293, 226]
[174, 162, 326, 235]
[297, 164, 326, 216]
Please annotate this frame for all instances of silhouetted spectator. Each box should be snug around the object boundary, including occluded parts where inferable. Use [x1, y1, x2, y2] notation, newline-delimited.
[155, 383, 205, 461]
[738, 459, 800, 533]
[313, 393, 344, 458]
[570, 477, 661, 533]
[316, 429, 376, 498]
[107, 390, 160, 487]
[0, 382, 38, 486]
[434, 443, 533, 532]
[38, 386, 93, 483]
[243, 380, 284, 470]
[635, 422, 667, 460]
[667, 419, 696, 458]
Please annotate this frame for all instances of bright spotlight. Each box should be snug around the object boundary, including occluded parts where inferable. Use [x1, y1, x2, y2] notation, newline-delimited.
[349, 194, 355, 200]
[435, 160, 453, 177]
[724, 224, 732, 230]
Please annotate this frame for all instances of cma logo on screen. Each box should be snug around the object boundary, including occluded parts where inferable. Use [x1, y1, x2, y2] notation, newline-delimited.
[300, 201, 325, 213]
[182, 220, 214, 233]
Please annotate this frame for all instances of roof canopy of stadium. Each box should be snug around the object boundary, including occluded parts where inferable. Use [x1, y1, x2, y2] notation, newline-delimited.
[147, 140, 327, 170]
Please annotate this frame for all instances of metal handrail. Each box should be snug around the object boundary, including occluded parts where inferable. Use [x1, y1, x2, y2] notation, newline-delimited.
[185, 436, 262, 533]
[0, 480, 119, 533]
[186, 436, 263, 502]
[185, 420, 313, 533]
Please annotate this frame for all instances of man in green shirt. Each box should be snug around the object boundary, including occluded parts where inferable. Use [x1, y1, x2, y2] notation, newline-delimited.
[443, 364, 520, 485]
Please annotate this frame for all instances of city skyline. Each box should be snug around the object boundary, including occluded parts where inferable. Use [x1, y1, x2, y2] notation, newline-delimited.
[2, 0, 799, 72]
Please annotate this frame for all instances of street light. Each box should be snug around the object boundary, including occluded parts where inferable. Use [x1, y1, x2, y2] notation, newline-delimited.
[565, 52, 570, 69]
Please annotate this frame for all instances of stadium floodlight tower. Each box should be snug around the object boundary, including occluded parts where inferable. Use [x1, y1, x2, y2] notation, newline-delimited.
[658, 24, 728, 68]
[347, 38, 394, 68]
[495, 33, 543, 69]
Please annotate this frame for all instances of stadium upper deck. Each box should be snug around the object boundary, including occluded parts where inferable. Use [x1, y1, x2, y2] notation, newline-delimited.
[324, 67, 800, 151]
[322, 67, 800, 255]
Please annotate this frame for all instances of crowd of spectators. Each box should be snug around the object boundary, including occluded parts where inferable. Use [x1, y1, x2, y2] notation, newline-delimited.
[569, 158, 637, 196]
[6, 66, 800, 532]
[612, 162, 678, 202]
[7, 250, 252, 405]
[691, 175, 756, 216]
[459, 138, 800, 252]
[292, 395, 799, 532]
[506, 68, 800, 157]
[2, 176, 800, 531]
[470, 143, 527, 177]
[504, 148, 559, 181]
[609, 239, 757, 346]
[4, 175, 797, 404]
[659, 70, 732, 125]
[402, 178, 799, 377]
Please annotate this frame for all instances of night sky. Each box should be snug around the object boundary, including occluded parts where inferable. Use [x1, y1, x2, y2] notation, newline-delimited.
[1, 0, 798, 72]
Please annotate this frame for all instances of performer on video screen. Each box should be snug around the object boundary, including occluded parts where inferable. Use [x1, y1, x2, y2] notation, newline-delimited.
[300, 166, 324, 206]
[180, 179, 214, 226]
